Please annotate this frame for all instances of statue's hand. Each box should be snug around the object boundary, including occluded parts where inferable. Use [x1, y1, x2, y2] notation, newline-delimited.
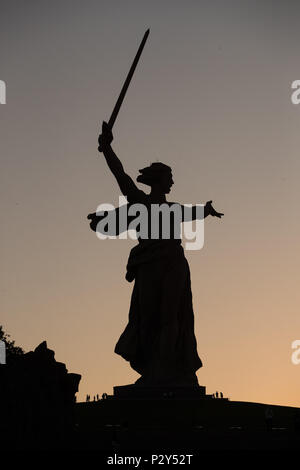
[205, 200, 224, 218]
[98, 121, 113, 152]
[87, 212, 99, 231]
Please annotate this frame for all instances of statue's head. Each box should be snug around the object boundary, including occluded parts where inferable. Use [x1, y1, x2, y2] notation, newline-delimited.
[137, 162, 173, 194]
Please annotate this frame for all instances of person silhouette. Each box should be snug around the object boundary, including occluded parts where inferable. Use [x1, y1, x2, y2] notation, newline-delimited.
[89, 122, 224, 388]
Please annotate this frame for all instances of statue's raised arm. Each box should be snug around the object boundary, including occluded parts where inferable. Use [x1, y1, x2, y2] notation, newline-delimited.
[98, 121, 141, 201]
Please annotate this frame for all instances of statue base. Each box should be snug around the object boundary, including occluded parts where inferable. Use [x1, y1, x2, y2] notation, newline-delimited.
[113, 384, 207, 399]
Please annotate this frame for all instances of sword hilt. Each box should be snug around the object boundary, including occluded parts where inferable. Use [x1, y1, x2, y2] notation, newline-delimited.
[98, 121, 113, 152]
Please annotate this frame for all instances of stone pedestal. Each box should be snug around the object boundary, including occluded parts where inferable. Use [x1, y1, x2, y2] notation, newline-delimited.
[113, 384, 207, 400]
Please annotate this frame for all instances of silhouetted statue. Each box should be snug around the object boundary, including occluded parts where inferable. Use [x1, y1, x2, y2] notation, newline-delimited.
[88, 123, 223, 388]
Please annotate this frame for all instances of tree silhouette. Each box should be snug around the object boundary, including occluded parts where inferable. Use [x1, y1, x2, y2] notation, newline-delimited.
[0, 325, 24, 362]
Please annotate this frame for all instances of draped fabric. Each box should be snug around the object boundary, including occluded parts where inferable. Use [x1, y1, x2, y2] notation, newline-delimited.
[114, 238, 202, 386]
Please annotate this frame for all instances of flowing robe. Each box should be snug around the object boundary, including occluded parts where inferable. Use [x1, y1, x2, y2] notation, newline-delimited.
[114, 193, 203, 387]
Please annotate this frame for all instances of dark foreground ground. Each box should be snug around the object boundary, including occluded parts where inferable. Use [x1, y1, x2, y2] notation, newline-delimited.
[72, 396, 300, 454]
[3, 394, 300, 457]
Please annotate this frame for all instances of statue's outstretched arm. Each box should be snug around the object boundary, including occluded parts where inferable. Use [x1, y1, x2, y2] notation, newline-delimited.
[182, 201, 224, 221]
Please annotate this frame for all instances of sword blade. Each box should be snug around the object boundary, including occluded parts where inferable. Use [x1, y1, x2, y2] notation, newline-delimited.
[108, 29, 150, 129]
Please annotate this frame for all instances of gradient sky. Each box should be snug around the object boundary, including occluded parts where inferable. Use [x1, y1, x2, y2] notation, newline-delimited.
[1, 0, 300, 406]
